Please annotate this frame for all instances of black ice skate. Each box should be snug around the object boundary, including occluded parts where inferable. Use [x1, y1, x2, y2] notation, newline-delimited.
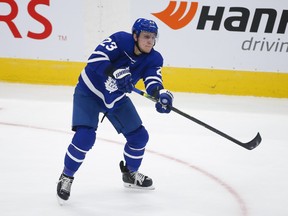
[119, 161, 154, 190]
[57, 173, 74, 204]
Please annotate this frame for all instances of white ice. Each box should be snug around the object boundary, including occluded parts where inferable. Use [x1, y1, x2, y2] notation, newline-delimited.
[0, 82, 288, 216]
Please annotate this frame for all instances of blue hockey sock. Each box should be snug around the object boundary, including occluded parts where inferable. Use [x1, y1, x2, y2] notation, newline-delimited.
[124, 144, 145, 172]
[123, 126, 149, 172]
[63, 127, 96, 176]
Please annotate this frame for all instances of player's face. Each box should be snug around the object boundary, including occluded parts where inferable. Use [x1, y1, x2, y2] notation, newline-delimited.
[135, 31, 156, 54]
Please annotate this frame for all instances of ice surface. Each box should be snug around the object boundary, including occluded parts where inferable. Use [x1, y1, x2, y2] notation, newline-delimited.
[0, 82, 288, 216]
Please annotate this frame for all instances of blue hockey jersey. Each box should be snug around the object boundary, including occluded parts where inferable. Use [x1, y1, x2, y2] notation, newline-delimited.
[77, 31, 164, 110]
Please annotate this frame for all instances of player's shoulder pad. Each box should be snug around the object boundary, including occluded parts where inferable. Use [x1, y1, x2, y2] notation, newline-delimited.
[111, 31, 132, 41]
[148, 49, 164, 65]
[110, 31, 133, 49]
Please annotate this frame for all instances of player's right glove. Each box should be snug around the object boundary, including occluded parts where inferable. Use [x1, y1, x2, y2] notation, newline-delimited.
[155, 89, 174, 114]
[113, 67, 134, 93]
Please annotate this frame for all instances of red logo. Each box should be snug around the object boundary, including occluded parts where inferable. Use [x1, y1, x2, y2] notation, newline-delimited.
[152, 1, 198, 30]
[0, 0, 52, 40]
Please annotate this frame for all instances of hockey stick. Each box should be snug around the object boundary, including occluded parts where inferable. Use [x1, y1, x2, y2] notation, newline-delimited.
[132, 87, 262, 150]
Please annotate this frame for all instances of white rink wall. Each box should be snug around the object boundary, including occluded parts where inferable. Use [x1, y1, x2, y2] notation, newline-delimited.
[1, 0, 287, 71]
[0, 0, 287, 97]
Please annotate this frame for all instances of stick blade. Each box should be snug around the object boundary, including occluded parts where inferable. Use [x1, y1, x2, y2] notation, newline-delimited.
[241, 132, 262, 150]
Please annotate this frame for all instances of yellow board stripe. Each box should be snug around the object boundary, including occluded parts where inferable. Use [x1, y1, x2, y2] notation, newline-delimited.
[0, 58, 84, 86]
[160, 67, 288, 98]
[0, 58, 288, 98]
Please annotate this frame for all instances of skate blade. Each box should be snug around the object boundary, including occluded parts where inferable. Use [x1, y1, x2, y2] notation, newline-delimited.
[124, 183, 155, 190]
[57, 195, 67, 206]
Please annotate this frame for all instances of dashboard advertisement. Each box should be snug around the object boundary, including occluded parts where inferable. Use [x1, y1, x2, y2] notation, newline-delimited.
[131, 0, 288, 72]
[0, 0, 85, 61]
[1, 0, 287, 73]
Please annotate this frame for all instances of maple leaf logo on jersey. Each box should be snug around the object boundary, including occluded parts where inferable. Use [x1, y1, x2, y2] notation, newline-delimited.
[152, 1, 198, 30]
[105, 77, 118, 93]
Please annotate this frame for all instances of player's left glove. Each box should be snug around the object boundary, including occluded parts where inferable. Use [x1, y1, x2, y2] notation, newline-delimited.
[155, 89, 174, 114]
[113, 67, 134, 93]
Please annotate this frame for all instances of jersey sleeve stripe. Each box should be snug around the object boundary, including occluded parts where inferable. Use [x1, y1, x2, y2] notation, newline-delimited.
[87, 51, 110, 63]
[145, 81, 162, 90]
[144, 76, 162, 83]
[88, 57, 109, 63]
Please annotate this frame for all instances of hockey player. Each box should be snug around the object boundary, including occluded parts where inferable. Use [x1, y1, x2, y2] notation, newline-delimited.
[57, 18, 174, 203]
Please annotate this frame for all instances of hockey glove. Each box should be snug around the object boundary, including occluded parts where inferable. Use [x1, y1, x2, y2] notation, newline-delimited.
[113, 67, 134, 93]
[155, 89, 174, 114]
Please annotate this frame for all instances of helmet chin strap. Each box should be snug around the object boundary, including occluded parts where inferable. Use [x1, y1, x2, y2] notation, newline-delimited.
[135, 41, 144, 54]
